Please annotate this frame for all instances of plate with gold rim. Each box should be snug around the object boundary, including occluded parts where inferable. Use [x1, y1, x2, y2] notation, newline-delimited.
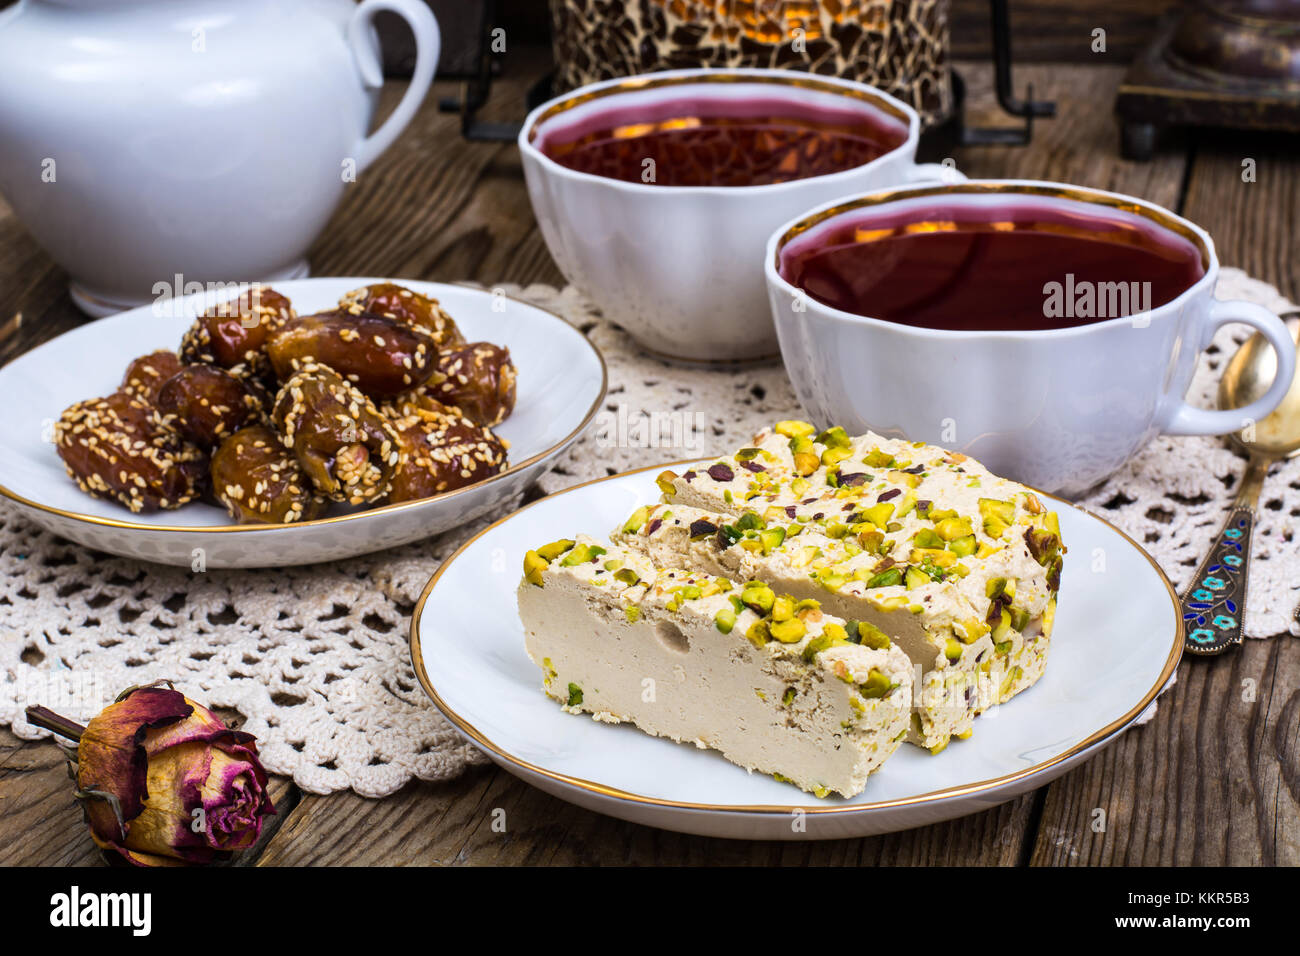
[410, 460, 1182, 840]
[0, 279, 605, 568]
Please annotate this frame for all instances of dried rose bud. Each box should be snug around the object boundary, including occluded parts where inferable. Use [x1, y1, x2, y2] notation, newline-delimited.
[74, 685, 275, 866]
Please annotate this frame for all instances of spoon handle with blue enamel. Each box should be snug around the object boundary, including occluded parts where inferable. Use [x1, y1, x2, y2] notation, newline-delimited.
[1181, 456, 1268, 656]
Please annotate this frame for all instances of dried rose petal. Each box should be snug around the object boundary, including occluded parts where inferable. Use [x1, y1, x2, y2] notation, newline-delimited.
[75, 686, 274, 867]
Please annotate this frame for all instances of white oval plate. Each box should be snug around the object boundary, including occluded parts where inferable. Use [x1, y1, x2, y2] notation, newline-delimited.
[0, 279, 606, 568]
[411, 461, 1182, 840]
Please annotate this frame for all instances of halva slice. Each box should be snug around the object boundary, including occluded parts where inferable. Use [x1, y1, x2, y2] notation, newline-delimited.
[517, 535, 913, 798]
[637, 421, 1063, 750]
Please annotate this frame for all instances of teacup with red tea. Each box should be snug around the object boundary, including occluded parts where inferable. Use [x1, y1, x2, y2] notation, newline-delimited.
[766, 181, 1297, 494]
[518, 68, 962, 363]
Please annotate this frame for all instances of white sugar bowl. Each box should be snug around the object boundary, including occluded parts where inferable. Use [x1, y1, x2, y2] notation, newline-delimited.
[0, 0, 440, 316]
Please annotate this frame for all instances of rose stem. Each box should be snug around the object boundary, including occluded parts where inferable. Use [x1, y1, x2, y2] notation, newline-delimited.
[25, 706, 86, 743]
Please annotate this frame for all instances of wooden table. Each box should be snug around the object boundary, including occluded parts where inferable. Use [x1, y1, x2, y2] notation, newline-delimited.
[2, 52, 1297, 866]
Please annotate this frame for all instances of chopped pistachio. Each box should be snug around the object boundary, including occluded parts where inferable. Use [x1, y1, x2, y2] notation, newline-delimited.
[863, 447, 895, 468]
[862, 502, 895, 528]
[822, 622, 849, 644]
[865, 567, 902, 589]
[769, 618, 806, 643]
[536, 538, 576, 561]
[821, 445, 853, 467]
[990, 607, 1012, 641]
[621, 506, 651, 534]
[947, 534, 977, 558]
[759, 527, 786, 555]
[816, 425, 851, 448]
[740, 581, 776, 614]
[909, 547, 956, 569]
[934, 516, 974, 541]
[859, 668, 896, 699]
[560, 542, 606, 566]
[856, 622, 891, 650]
[523, 550, 547, 587]
[817, 570, 847, 592]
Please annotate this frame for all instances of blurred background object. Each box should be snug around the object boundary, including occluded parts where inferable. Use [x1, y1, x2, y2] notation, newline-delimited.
[545, 0, 957, 125]
[393, 0, 1057, 146]
[1117, 1, 1300, 159]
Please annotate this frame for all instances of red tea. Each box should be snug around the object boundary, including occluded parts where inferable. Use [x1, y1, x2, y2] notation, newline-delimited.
[779, 197, 1206, 330]
[536, 94, 907, 187]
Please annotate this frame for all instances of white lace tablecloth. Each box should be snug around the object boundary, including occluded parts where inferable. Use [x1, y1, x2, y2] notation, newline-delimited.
[3, 267, 1296, 797]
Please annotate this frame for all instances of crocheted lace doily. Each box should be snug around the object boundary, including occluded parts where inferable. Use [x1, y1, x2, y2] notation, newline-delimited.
[3, 267, 1295, 796]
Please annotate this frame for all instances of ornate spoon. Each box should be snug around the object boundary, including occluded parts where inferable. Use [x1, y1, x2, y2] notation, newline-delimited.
[1182, 314, 1300, 655]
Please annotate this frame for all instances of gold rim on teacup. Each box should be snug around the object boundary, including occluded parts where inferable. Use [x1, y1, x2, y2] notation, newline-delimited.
[526, 70, 913, 140]
[773, 180, 1212, 275]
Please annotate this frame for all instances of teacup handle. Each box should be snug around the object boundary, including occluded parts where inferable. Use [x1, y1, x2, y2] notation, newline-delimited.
[346, 0, 441, 173]
[1164, 300, 1297, 435]
[906, 162, 967, 185]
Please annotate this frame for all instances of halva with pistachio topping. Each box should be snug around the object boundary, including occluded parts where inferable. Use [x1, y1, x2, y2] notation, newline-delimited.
[632, 421, 1064, 751]
[517, 536, 913, 798]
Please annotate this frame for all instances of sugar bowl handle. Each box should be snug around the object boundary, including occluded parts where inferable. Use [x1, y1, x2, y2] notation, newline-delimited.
[347, 0, 441, 173]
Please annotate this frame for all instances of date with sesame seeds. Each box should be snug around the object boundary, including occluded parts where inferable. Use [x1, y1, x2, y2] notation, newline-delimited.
[210, 425, 328, 524]
[271, 363, 401, 505]
[413, 341, 517, 427]
[121, 350, 184, 406]
[266, 310, 441, 397]
[53, 391, 207, 513]
[179, 286, 293, 385]
[338, 282, 465, 349]
[156, 365, 267, 449]
[384, 403, 508, 503]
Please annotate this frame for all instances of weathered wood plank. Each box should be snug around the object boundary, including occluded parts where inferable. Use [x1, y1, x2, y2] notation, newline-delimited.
[1029, 637, 1300, 865]
[951, 0, 1176, 63]
[1180, 128, 1300, 304]
[254, 765, 1038, 865]
[938, 62, 1187, 205]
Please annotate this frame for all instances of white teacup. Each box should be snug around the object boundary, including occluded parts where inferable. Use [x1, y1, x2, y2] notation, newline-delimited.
[518, 68, 961, 364]
[764, 180, 1298, 496]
